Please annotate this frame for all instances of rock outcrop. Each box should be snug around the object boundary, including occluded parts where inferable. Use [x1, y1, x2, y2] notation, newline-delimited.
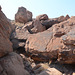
[58, 28, 75, 64]
[15, 7, 32, 23]
[0, 7, 13, 57]
[1, 5, 75, 75]
[25, 16, 75, 64]
[25, 28, 53, 61]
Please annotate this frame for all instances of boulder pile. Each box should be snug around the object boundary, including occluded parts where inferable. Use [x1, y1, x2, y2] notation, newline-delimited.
[0, 6, 75, 75]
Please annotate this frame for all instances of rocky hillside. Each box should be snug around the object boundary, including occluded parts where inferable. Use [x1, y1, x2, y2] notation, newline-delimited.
[0, 6, 75, 75]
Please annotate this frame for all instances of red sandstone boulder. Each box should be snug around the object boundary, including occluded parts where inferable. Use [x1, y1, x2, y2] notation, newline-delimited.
[15, 7, 32, 23]
[0, 8, 13, 57]
[25, 28, 53, 61]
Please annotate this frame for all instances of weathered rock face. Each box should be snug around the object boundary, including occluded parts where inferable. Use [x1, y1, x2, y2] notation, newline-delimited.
[47, 17, 75, 64]
[58, 28, 75, 64]
[0, 52, 30, 75]
[25, 28, 53, 52]
[0, 9, 12, 38]
[25, 16, 75, 64]
[25, 28, 53, 61]
[15, 7, 32, 23]
[0, 8, 13, 57]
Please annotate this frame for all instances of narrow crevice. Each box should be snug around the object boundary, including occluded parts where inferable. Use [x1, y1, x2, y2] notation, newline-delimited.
[25, 26, 33, 34]
[18, 39, 27, 42]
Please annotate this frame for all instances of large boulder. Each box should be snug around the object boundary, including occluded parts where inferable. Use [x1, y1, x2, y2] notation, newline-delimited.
[25, 28, 53, 61]
[0, 7, 13, 57]
[25, 16, 75, 64]
[15, 7, 32, 23]
[0, 52, 30, 75]
[47, 17, 75, 64]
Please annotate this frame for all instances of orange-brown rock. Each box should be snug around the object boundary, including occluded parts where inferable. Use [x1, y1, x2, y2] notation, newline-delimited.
[31, 20, 46, 33]
[58, 28, 75, 64]
[25, 28, 53, 61]
[53, 16, 74, 37]
[0, 8, 13, 57]
[25, 16, 75, 64]
[15, 7, 32, 24]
